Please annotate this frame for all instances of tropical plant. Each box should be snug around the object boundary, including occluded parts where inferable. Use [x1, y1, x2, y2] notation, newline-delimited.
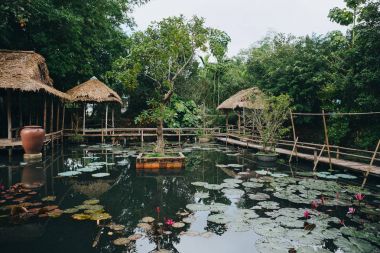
[249, 94, 292, 153]
[111, 15, 228, 153]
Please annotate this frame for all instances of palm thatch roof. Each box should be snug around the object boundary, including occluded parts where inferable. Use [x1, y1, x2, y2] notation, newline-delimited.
[66, 77, 122, 104]
[217, 87, 265, 110]
[0, 50, 71, 100]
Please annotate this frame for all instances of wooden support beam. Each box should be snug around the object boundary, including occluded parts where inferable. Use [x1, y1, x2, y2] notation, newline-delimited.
[290, 110, 297, 156]
[237, 111, 241, 134]
[322, 110, 333, 171]
[7, 90, 12, 140]
[361, 139, 380, 188]
[105, 104, 108, 134]
[43, 95, 47, 130]
[56, 102, 60, 131]
[112, 107, 115, 134]
[50, 98, 54, 133]
[288, 137, 299, 163]
[313, 144, 326, 173]
[83, 103, 86, 135]
[62, 104, 65, 130]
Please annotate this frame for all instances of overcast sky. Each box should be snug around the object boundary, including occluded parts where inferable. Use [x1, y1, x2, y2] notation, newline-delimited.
[132, 0, 347, 56]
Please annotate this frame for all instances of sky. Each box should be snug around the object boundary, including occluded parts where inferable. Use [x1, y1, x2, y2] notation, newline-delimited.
[132, 0, 347, 56]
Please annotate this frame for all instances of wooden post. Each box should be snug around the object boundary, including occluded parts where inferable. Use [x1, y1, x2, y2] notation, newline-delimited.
[178, 129, 181, 146]
[7, 90, 12, 140]
[361, 139, 380, 187]
[313, 144, 326, 173]
[237, 111, 241, 134]
[288, 137, 299, 163]
[111, 107, 115, 134]
[83, 103, 86, 135]
[50, 98, 54, 133]
[289, 110, 297, 156]
[141, 129, 144, 145]
[56, 102, 60, 131]
[43, 95, 47, 130]
[313, 149, 318, 165]
[62, 105, 65, 130]
[225, 111, 229, 146]
[105, 104, 108, 134]
[243, 108, 246, 135]
[336, 148, 340, 159]
[322, 110, 333, 171]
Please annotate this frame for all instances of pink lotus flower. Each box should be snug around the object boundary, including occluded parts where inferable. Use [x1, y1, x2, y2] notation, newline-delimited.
[339, 219, 345, 226]
[311, 200, 318, 210]
[347, 207, 356, 215]
[303, 210, 310, 219]
[355, 193, 364, 201]
[165, 218, 174, 226]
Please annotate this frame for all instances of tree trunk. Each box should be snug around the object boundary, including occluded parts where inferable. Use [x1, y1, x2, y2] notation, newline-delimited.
[154, 118, 165, 154]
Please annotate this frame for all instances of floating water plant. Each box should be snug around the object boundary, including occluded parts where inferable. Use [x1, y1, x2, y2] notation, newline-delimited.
[186, 203, 210, 212]
[83, 199, 100, 205]
[58, 171, 81, 177]
[194, 192, 209, 199]
[109, 224, 125, 231]
[248, 193, 270, 201]
[42, 195, 56, 202]
[208, 203, 228, 212]
[141, 216, 155, 223]
[191, 181, 208, 187]
[204, 184, 223, 190]
[222, 188, 245, 197]
[223, 178, 243, 184]
[72, 213, 91, 220]
[113, 237, 130, 246]
[91, 172, 110, 178]
[207, 213, 231, 224]
[172, 222, 185, 228]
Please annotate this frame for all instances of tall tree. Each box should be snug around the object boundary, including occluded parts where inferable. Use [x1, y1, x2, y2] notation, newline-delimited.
[111, 16, 228, 153]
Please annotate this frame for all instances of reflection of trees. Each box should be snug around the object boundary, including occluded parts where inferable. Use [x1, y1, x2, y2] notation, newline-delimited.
[205, 221, 227, 236]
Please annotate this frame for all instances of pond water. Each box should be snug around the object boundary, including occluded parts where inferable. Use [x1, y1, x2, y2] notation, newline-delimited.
[0, 142, 379, 253]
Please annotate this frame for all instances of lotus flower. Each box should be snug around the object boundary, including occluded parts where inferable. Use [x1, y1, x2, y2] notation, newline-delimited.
[165, 218, 174, 226]
[347, 207, 356, 215]
[339, 219, 345, 226]
[303, 210, 310, 219]
[311, 200, 318, 210]
[355, 193, 364, 202]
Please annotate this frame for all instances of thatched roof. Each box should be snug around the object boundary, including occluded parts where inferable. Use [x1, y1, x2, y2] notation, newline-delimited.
[217, 87, 265, 110]
[66, 77, 122, 104]
[0, 50, 71, 100]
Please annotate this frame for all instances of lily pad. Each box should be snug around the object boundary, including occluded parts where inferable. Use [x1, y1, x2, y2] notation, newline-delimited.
[58, 171, 81, 177]
[113, 237, 130, 246]
[83, 199, 100, 205]
[90, 212, 111, 220]
[207, 213, 231, 224]
[186, 203, 210, 212]
[248, 193, 270, 201]
[72, 213, 91, 220]
[141, 216, 155, 223]
[172, 222, 185, 228]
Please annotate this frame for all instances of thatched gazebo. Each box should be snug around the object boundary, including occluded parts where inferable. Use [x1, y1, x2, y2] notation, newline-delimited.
[0, 50, 71, 146]
[217, 87, 265, 133]
[66, 77, 122, 134]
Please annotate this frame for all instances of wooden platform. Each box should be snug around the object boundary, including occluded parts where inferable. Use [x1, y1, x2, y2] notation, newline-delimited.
[217, 136, 380, 176]
[0, 131, 63, 149]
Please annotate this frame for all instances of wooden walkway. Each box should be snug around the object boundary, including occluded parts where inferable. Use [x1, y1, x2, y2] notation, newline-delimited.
[0, 131, 64, 149]
[217, 136, 380, 176]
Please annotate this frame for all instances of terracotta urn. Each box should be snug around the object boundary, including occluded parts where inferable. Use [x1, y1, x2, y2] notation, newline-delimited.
[20, 126, 45, 154]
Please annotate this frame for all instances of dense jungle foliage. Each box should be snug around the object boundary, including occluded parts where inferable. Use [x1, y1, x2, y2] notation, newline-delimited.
[0, 0, 379, 148]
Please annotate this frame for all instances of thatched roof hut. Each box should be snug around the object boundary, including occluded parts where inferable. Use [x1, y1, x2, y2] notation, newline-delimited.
[66, 77, 122, 104]
[217, 87, 265, 111]
[0, 50, 71, 100]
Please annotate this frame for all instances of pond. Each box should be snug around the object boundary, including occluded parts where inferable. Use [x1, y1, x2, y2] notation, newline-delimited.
[0, 142, 379, 253]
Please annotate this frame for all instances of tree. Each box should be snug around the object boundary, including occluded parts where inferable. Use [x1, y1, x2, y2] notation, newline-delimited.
[111, 16, 227, 153]
[0, 0, 149, 90]
[249, 94, 292, 153]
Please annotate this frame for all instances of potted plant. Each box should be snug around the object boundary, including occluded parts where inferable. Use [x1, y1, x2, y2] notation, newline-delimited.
[110, 16, 228, 168]
[249, 94, 291, 162]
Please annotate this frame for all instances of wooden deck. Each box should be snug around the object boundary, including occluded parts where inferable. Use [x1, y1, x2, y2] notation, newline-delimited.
[217, 136, 380, 176]
[0, 130, 64, 149]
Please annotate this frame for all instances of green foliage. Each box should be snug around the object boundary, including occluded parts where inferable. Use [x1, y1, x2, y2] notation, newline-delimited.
[0, 0, 148, 90]
[249, 94, 292, 153]
[67, 134, 84, 144]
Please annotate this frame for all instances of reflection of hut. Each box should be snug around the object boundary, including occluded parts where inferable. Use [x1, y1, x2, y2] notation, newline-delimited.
[217, 87, 265, 134]
[0, 50, 71, 149]
[66, 77, 122, 134]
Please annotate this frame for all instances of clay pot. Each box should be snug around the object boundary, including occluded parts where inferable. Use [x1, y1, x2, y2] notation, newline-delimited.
[20, 126, 45, 154]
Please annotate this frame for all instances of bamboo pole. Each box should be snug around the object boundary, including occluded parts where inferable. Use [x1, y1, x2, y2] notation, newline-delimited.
[361, 139, 380, 187]
[313, 144, 326, 173]
[322, 110, 333, 171]
[105, 104, 108, 134]
[83, 103, 86, 135]
[56, 102, 60, 131]
[43, 95, 47, 130]
[290, 110, 297, 156]
[111, 107, 114, 134]
[7, 90, 12, 140]
[50, 98, 54, 133]
[288, 137, 299, 163]
[62, 105, 65, 130]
